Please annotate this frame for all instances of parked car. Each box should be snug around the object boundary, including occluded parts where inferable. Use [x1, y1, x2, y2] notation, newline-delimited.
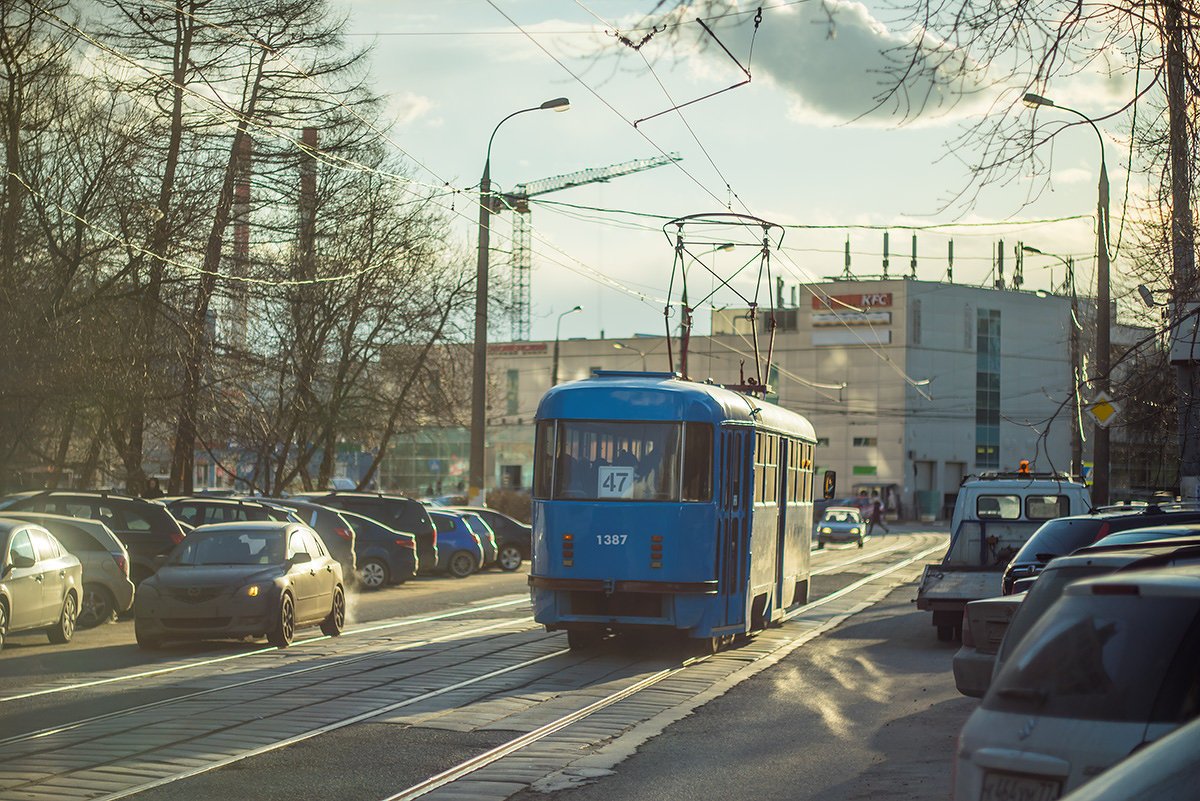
[1055, 713, 1200, 801]
[1090, 523, 1200, 549]
[457, 511, 498, 567]
[427, 510, 485, 578]
[250, 497, 357, 582]
[0, 512, 135, 627]
[164, 497, 299, 528]
[334, 509, 417, 590]
[134, 521, 345, 649]
[954, 565, 1200, 800]
[1001, 503, 1200, 593]
[0, 491, 187, 587]
[816, 506, 866, 548]
[951, 592, 1025, 698]
[0, 519, 82, 649]
[989, 540, 1200, 682]
[447, 507, 530, 571]
[294, 492, 436, 574]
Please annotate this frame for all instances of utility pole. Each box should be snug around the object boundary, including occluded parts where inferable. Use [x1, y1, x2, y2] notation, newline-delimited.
[1165, 9, 1200, 500]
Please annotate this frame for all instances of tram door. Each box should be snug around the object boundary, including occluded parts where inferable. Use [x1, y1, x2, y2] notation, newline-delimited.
[774, 437, 789, 615]
[719, 427, 752, 627]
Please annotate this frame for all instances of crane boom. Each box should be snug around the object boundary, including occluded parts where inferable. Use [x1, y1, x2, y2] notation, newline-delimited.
[502, 153, 681, 340]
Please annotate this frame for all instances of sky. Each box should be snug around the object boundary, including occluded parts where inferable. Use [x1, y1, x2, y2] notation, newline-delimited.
[336, 0, 1137, 342]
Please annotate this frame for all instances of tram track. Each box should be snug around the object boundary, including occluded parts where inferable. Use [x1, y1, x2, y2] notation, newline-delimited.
[0, 534, 947, 801]
[0, 595, 529, 705]
[375, 538, 946, 801]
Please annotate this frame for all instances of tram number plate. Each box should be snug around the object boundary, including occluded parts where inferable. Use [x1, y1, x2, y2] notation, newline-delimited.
[596, 534, 628, 545]
[981, 771, 1061, 801]
[597, 466, 635, 498]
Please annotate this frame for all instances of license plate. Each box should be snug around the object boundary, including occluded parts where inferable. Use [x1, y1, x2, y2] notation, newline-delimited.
[981, 771, 1061, 801]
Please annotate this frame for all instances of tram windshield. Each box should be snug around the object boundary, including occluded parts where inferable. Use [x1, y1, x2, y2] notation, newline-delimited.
[535, 421, 712, 502]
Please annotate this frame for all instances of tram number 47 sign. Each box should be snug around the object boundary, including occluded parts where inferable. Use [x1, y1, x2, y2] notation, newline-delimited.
[598, 466, 635, 498]
[1087, 391, 1121, 428]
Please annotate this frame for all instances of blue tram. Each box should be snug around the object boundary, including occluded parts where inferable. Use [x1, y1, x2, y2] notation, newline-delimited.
[529, 371, 829, 650]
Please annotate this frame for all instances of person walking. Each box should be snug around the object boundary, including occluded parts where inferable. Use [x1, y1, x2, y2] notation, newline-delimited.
[868, 499, 889, 535]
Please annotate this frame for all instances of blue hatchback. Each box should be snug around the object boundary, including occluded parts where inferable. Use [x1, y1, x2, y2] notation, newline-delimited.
[458, 512, 498, 567]
[428, 511, 485, 578]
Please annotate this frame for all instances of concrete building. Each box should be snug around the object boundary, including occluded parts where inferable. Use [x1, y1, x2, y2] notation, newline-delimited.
[474, 277, 1084, 519]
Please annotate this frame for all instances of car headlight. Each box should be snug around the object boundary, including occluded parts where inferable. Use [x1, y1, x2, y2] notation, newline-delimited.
[851, 527, 860, 534]
[820, 527, 831, 534]
[240, 584, 266, 598]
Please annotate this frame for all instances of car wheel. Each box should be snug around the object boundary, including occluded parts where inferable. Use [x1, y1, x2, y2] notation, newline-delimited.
[268, 593, 295, 648]
[135, 619, 162, 650]
[357, 558, 389, 590]
[0, 601, 7, 652]
[816, 540, 825, 549]
[857, 537, 864, 548]
[320, 585, 346, 637]
[448, 550, 477, 579]
[78, 583, 116, 628]
[498, 543, 523, 572]
[46, 592, 78, 644]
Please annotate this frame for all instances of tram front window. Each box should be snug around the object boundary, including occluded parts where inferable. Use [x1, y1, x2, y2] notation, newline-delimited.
[536, 421, 713, 502]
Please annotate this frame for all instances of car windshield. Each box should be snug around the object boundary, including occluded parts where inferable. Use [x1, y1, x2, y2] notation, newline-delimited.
[823, 510, 856, 523]
[168, 531, 283, 566]
[997, 564, 1117, 663]
[1010, 518, 1105, 563]
[985, 593, 1200, 723]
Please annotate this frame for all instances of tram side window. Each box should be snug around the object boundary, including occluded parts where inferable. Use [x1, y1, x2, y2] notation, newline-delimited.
[681, 423, 713, 502]
[533, 421, 555, 500]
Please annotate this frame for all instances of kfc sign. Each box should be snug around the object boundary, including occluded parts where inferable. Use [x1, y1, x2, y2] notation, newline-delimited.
[811, 291, 893, 310]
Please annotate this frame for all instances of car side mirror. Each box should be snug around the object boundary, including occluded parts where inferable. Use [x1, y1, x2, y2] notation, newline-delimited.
[289, 552, 311, 565]
[8, 552, 35, 570]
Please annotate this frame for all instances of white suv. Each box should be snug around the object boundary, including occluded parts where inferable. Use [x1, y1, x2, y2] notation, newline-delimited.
[953, 565, 1200, 800]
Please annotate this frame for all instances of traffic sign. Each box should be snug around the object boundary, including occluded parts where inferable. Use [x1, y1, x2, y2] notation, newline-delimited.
[1086, 392, 1120, 428]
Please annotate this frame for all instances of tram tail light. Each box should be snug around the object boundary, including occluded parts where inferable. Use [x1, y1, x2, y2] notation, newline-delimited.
[562, 533, 574, 567]
[651, 534, 662, 568]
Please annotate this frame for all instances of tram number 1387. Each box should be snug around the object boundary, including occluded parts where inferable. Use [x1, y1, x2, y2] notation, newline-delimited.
[596, 534, 628, 545]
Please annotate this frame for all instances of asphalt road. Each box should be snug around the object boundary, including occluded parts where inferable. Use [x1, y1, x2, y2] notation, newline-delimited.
[510, 583, 977, 801]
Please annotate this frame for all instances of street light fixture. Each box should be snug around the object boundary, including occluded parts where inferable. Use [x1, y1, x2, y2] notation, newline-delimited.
[612, 341, 648, 371]
[470, 97, 570, 506]
[551, 305, 582, 386]
[1024, 91, 1111, 504]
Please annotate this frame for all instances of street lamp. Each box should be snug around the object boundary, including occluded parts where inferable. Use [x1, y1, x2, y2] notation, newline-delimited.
[1024, 92, 1111, 504]
[470, 97, 570, 506]
[612, 341, 648, 371]
[551, 305, 582, 386]
[1023, 244, 1084, 478]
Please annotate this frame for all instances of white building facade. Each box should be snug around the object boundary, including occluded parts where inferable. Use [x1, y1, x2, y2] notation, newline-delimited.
[480, 278, 1081, 519]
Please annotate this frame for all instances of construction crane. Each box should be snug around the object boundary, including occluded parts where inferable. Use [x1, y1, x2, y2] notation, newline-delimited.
[498, 153, 682, 340]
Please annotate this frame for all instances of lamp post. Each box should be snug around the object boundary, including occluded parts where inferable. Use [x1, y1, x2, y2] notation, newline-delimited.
[551, 305, 582, 386]
[1024, 92, 1110, 504]
[470, 97, 570, 506]
[1023, 245, 1083, 477]
[613, 341, 648, 371]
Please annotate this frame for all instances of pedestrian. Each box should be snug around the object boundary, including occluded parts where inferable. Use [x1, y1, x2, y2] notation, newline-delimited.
[868, 499, 889, 535]
[144, 477, 164, 499]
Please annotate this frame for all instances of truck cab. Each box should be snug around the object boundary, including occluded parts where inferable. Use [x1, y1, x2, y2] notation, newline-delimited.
[947, 466, 1091, 567]
[917, 463, 1090, 641]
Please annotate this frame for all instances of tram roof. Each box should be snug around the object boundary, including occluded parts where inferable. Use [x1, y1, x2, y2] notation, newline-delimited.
[537, 371, 816, 438]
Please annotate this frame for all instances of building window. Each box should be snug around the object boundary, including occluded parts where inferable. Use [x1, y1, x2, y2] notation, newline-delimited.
[910, 299, 921, 345]
[852, 437, 877, 447]
[975, 309, 1001, 468]
[817, 437, 830, 447]
[506, 369, 519, 416]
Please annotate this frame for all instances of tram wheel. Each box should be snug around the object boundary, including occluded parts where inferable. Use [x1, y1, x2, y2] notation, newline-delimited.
[566, 629, 601, 650]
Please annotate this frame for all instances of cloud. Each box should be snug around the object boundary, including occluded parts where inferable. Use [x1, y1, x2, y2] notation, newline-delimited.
[388, 90, 435, 127]
[660, 0, 993, 126]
